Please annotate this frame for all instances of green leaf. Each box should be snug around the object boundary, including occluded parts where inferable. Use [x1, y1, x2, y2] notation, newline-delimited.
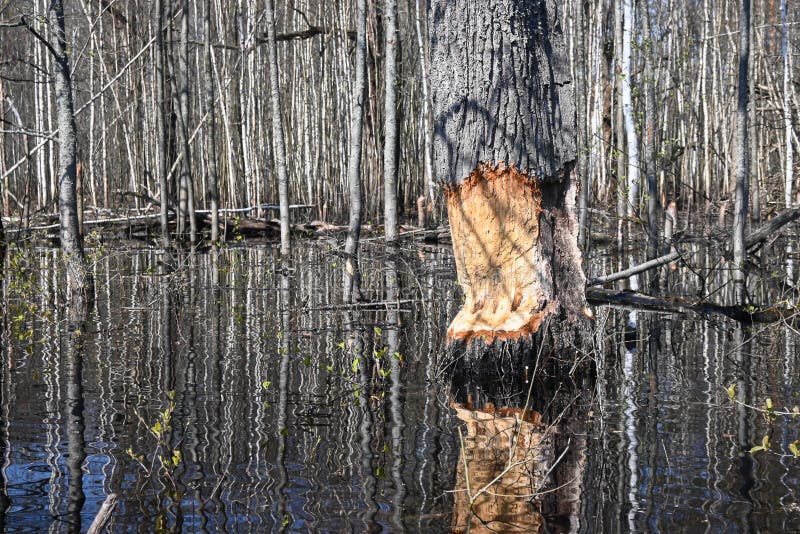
[373, 326, 382, 335]
[351, 358, 360, 374]
[303, 356, 311, 367]
[789, 441, 800, 457]
[325, 365, 334, 373]
[726, 384, 736, 400]
[167, 390, 176, 400]
[765, 398, 773, 411]
[749, 445, 764, 454]
[336, 341, 345, 350]
[262, 381, 272, 389]
[151, 420, 163, 436]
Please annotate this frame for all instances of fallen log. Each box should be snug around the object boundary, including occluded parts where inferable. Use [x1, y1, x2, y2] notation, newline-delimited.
[743, 204, 800, 250]
[586, 287, 799, 324]
[4, 213, 171, 233]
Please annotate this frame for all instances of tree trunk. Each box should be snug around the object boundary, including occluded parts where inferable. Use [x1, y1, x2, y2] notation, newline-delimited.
[782, 0, 793, 210]
[178, 0, 196, 243]
[621, 0, 639, 221]
[155, 0, 170, 248]
[414, 0, 436, 216]
[343, 0, 368, 302]
[642, 5, 659, 265]
[430, 0, 587, 354]
[50, 0, 88, 303]
[733, 0, 751, 305]
[265, 0, 291, 256]
[204, 0, 219, 245]
[383, 0, 399, 243]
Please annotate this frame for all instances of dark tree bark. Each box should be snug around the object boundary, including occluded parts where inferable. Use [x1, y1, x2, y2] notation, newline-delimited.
[178, 0, 196, 243]
[733, 0, 751, 304]
[50, 0, 88, 303]
[204, 0, 220, 244]
[642, 5, 659, 265]
[265, 0, 291, 256]
[430, 0, 587, 354]
[155, 0, 170, 248]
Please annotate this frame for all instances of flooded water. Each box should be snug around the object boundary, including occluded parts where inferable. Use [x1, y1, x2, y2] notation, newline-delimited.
[1, 240, 799, 532]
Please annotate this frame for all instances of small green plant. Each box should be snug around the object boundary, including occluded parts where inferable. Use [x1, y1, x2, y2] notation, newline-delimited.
[726, 385, 800, 458]
[128, 391, 182, 494]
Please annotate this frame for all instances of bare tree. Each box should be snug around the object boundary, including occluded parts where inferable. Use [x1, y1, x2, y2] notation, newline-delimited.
[177, 0, 196, 243]
[621, 0, 639, 221]
[265, 0, 291, 255]
[782, 0, 793, 210]
[48, 0, 88, 302]
[383, 0, 399, 243]
[343, 0, 367, 302]
[204, 0, 220, 244]
[642, 3, 659, 264]
[733, 0, 751, 304]
[155, 0, 170, 248]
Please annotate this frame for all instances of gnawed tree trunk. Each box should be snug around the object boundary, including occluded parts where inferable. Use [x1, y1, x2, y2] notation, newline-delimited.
[430, 0, 587, 356]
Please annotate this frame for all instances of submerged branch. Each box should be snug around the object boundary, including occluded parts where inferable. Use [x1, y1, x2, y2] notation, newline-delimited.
[586, 287, 799, 324]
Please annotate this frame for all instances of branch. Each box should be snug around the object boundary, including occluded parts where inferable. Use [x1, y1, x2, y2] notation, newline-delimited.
[587, 249, 682, 286]
[19, 16, 60, 62]
[585, 287, 800, 324]
[744, 204, 800, 250]
[86, 493, 117, 534]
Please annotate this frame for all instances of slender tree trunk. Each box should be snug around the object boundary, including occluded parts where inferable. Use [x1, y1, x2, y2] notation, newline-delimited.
[383, 0, 399, 243]
[343, 0, 368, 302]
[430, 0, 587, 356]
[204, 0, 219, 244]
[414, 0, 436, 214]
[614, 0, 626, 251]
[782, 0, 793, 209]
[576, 0, 590, 250]
[178, 0, 196, 243]
[621, 0, 639, 221]
[642, 5, 659, 263]
[50, 0, 88, 303]
[265, 0, 291, 256]
[155, 0, 170, 248]
[733, 0, 751, 305]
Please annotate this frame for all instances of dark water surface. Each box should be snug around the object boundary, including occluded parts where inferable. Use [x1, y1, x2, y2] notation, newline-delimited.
[1, 241, 799, 532]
